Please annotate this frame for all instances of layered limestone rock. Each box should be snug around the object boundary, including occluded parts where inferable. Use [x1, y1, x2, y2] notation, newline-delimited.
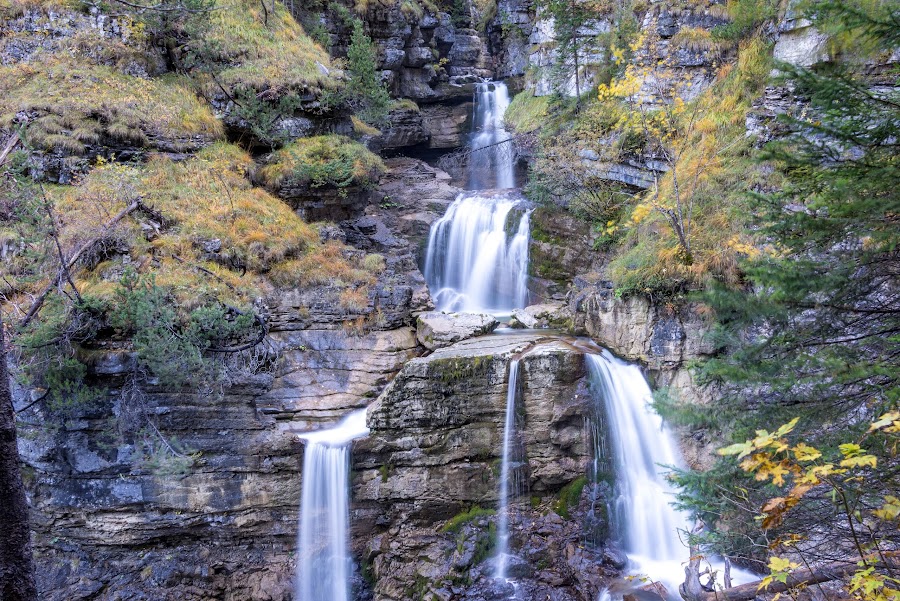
[351, 333, 613, 601]
[316, 0, 493, 153]
[363, 156, 462, 256]
[416, 311, 499, 350]
[20, 249, 427, 600]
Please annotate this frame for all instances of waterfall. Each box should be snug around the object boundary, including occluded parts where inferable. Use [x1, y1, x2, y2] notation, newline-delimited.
[423, 81, 531, 315]
[495, 359, 524, 580]
[585, 352, 757, 598]
[585, 352, 690, 593]
[295, 409, 370, 601]
[468, 81, 514, 190]
[424, 192, 530, 313]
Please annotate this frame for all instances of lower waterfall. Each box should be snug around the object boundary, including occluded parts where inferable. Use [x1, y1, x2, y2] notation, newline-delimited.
[586, 352, 692, 594]
[495, 359, 523, 580]
[586, 352, 754, 597]
[295, 409, 370, 601]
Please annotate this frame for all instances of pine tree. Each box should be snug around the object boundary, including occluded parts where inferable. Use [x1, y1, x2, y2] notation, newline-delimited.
[673, 0, 900, 570]
[346, 19, 391, 127]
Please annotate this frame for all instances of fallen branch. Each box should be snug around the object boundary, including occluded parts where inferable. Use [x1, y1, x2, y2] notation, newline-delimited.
[0, 132, 20, 167]
[684, 559, 900, 601]
[19, 200, 141, 328]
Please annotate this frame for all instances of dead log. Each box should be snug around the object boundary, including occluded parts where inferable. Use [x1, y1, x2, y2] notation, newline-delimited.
[686, 559, 899, 601]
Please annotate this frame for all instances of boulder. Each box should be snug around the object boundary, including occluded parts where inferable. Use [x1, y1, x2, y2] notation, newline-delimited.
[509, 303, 571, 330]
[416, 311, 499, 350]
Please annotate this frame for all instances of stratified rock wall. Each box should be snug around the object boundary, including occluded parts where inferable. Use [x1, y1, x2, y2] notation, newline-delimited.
[352, 333, 611, 601]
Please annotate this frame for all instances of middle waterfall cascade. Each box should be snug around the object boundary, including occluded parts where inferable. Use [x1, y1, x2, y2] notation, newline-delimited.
[295, 409, 370, 601]
[424, 80, 531, 315]
[585, 352, 692, 594]
[424, 193, 531, 313]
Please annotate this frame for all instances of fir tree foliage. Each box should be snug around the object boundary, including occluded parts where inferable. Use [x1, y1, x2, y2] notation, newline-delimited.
[671, 0, 900, 572]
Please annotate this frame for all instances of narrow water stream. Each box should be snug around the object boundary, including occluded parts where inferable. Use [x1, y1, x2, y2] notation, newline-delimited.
[495, 359, 522, 580]
[295, 409, 370, 601]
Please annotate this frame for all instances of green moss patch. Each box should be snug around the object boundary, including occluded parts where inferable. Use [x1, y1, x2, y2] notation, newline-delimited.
[256, 135, 385, 192]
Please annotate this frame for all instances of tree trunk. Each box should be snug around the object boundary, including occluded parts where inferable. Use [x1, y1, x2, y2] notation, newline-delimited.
[0, 315, 38, 601]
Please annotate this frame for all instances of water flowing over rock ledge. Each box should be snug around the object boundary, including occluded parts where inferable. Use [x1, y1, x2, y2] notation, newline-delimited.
[351, 332, 614, 600]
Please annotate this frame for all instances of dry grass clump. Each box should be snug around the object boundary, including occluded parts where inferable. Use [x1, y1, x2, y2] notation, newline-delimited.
[45, 143, 373, 308]
[0, 53, 222, 154]
[267, 241, 378, 290]
[256, 135, 385, 191]
[202, 0, 339, 94]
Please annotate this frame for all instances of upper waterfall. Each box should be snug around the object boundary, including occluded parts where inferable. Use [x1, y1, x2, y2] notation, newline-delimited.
[423, 81, 531, 315]
[468, 81, 515, 190]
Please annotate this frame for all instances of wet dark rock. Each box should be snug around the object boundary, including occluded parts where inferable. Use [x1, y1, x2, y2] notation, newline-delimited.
[602, 546, 628, 569]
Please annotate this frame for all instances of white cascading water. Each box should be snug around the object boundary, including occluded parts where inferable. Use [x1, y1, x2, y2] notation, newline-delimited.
[586, 352, 755, 598]
[295, 409, 370, 601]
[424, 193, 530, 313]
[423, 81, 531, 315]
[469, 81, 514, 190]
[585, 352, 690, 594]
[495, 359, 522, 580]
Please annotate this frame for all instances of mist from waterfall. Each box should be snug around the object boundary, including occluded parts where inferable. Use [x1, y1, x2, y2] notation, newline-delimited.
[295, 409, 369, 601]
[423, 81, 531, 315]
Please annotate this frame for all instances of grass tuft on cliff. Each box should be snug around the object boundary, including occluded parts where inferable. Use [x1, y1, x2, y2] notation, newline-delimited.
[0, 53, 223, 154]
[505, 91, 551, 134]
[199, 0, 340, 94]
[256, 135, 386, 192]
[39, 143, 373, 308]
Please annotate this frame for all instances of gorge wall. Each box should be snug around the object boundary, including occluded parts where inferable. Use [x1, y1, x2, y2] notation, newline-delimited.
[3, 0, 826, 599]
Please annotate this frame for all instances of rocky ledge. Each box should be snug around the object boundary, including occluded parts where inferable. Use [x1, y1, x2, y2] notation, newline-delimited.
[351, 332, 621, 600]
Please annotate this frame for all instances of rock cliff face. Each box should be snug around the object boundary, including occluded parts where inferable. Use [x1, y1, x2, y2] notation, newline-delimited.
[18, 245, 426, 600]
[352, 333, 615, 601]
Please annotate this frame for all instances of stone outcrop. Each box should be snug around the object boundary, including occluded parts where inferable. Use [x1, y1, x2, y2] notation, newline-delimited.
[351, 333, 615, 600]
[567, 275, 717, 397]
[314, 0, 494, 153]
[773, 9, 831, 68]
[416, 311, 499, 350]
[364, 157, 462, 256]
[509, 302, 571, 329]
